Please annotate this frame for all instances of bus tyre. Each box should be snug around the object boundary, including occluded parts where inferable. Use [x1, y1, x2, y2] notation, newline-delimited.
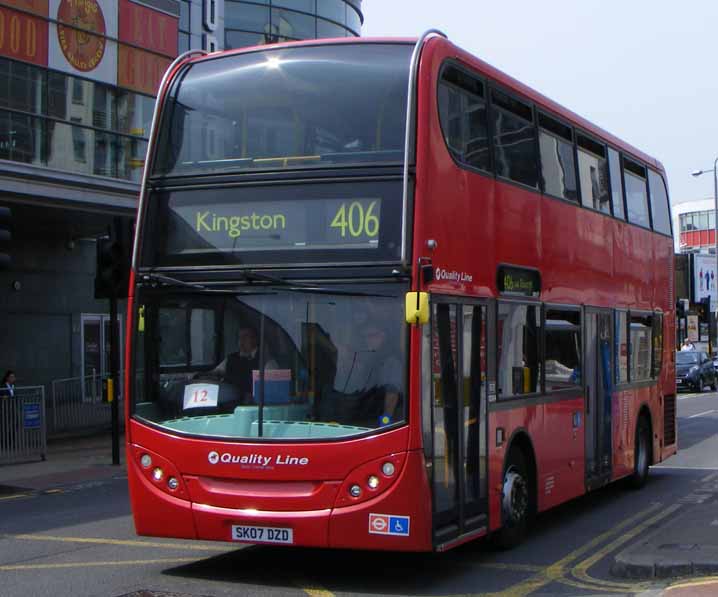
[628, 416, 650, 489]
[495, 447, 530, 549]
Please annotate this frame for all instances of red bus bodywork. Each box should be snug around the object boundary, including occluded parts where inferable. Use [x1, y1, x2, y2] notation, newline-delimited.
[125, 35, 676, 552]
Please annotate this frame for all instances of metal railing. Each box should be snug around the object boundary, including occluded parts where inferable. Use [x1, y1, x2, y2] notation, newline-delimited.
[49, 373, 124, 436]
[0, 386, 47, 464]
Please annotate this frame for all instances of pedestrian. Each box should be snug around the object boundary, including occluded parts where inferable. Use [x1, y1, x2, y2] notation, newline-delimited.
[680, 339, 696, 351]
[0, 370, 17, 453]
[0, 370, 16, 397]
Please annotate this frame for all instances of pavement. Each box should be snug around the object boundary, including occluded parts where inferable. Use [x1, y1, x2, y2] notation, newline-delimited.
[0, 433, 125, 494]
[3, 436, 718, 596]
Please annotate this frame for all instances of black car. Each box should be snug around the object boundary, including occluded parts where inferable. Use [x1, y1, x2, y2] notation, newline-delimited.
[676, 351, 717, 392]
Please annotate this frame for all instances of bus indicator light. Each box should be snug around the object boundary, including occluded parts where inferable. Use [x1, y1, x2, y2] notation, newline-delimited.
[350, 485, 362, 497]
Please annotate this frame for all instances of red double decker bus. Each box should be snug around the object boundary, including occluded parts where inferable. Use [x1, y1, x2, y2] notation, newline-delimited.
[125, 31, 676, 552]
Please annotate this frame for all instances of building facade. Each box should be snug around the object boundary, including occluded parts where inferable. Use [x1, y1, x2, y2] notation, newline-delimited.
[0, 0, 362, 423]
[675, 198, 717, 253]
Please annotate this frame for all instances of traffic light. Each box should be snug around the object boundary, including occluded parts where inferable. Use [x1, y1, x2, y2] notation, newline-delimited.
[0, 206, 12, 269]
[94, 218, 132, 299]
[676, 299, 685, 318]
[699, 296, 711, 324]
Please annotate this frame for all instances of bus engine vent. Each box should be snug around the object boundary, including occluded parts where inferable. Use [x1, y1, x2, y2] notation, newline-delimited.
[663, 394, 676, 445]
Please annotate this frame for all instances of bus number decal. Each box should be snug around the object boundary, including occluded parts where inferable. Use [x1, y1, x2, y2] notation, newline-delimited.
[330, 200, 379, 238]
[183, 383, 219, 410]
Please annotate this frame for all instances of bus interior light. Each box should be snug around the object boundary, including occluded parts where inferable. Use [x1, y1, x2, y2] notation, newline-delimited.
[367, 475, 380, 489]
[140, 454, 152, 468]
[382, 462, 395, 476]
[350, 485, 362, 497]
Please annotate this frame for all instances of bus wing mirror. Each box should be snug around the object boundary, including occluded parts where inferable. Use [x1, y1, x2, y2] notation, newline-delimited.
[405, 292, 429, 325]
[422, 263, 434, 284]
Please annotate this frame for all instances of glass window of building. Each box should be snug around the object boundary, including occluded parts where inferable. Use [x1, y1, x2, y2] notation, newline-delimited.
[225, 30, 267, 48]
[346, 4, 361, 32]
[0, 110, 44, 165]
[0, 58, 45, 115]
[317, 18, 345, 38]
[317, 0, 345, 24]
[225, 1, 270, 30]
[699, 211, 708, 230]
[117, 91, 155, 137]
[271, 7, 316, 38]
[274, 0, 316, 12]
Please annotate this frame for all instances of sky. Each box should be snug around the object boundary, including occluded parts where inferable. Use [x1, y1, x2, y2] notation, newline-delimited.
[362, 0, 718, 208]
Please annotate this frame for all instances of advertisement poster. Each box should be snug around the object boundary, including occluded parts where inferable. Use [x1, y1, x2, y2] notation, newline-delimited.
[691, 253, 718, 308]
[48, 0, 118, 85]
[687, 315, 699, 342]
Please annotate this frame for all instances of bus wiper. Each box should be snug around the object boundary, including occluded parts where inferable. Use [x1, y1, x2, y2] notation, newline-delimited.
[140, 272, 274, 295]
[235, 270, 396, 298]
[141, 272, 206, 290]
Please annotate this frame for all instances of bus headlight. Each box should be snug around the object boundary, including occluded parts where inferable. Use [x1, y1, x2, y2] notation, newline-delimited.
[382, 462, 395, 476]
[152, 467, 164, 482]
[140, 454, 152, 468]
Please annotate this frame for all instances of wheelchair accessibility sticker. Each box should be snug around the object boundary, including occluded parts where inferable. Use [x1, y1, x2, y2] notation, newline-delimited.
[369, 513, 410, 536]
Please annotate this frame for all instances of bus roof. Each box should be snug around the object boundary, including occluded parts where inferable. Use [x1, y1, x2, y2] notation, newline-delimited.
[180, 36, 664, 174]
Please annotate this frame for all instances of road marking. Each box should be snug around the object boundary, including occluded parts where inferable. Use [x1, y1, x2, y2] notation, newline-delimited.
[293, 578, 334, 597]
[12, 533, 230, 552]
[0, 494, 30, 501]
[653, 465, 718, 471]
[570, 503, 681, 590]
[479, 563, 544, 573]
[701, 472, 718, 483]
[665, 576, 718, 592]
[0, 557, 196, 571]
[480, 503, 663, 597]
[688, 409, 716, 418]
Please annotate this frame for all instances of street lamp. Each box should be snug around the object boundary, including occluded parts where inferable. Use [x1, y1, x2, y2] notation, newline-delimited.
[692, 158, 718, 354]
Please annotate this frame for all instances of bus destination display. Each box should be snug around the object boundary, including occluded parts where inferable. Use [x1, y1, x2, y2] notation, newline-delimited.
[167, 197, 382, 254]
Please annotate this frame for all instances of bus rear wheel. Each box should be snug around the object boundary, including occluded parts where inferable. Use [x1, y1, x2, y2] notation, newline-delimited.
[628, 415, 650, 489]
[495, 446, 531, 549]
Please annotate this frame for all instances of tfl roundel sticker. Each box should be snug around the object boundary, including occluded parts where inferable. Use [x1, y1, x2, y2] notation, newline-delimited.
[369, 513, 410, 536]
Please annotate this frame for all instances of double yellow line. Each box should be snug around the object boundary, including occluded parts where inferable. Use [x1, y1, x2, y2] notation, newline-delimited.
[480, 501, 682, 597]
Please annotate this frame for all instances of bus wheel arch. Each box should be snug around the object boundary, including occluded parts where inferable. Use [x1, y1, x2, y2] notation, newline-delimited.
[495, 431, 537, 549]
[629, 406, 652, 489]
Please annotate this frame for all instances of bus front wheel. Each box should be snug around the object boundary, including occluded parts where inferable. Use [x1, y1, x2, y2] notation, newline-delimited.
[495, 446, 530, 549]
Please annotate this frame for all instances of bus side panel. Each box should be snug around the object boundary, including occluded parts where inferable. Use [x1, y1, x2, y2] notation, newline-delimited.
[127, 448, 198, 539]
[540, 396, 585, 511]
[327, 449, 432, 551]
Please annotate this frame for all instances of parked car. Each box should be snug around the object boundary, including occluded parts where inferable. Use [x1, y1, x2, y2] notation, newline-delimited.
[676, 351, 717, 392]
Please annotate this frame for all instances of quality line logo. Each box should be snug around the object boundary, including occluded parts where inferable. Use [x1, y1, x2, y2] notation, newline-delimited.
[207, 451, 309, 467]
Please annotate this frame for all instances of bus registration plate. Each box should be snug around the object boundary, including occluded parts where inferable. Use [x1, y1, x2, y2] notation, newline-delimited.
[231, 525, 293, 544]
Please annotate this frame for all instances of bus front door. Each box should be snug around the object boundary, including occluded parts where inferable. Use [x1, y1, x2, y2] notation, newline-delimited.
[428, 300, 489, 548]
[584, 308, 613, 489]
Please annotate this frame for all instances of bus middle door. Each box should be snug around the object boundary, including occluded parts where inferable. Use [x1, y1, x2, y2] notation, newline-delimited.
[427, 299, 489, 549]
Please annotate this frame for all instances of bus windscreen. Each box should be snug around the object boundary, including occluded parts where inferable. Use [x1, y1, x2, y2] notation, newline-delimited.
[152, 43, 413, 178]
